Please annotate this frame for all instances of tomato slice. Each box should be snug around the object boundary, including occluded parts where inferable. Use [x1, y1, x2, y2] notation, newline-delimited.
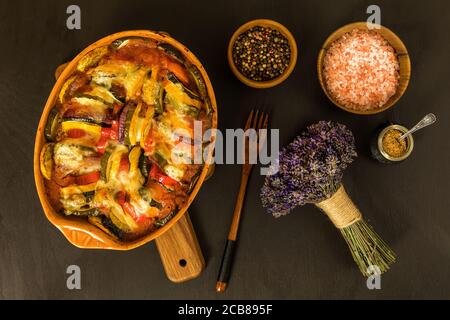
[96, 121, 119, 154]
[143, 131, 154, 153]
[122, 202, 150, 223]
[167, 60, 190, 85]
[149, 164, 178, 188]
[112, 104, 123, 116]
[96, 138, 108, 154]
[122, 202, 137, 219]
[110, 120, 119, 141]
[119, 155, 130, 173]
[75, 171, 100, 185]
[67, 129, 86, 139]
[115, 191, 126, 206]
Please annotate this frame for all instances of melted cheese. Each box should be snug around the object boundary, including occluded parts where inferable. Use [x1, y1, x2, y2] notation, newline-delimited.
[49, 39, 212, 238]
[54, 142, 99, 175]
[82, 85, 122, 105]
[71, 97, 109, 115]
[164, 82, 201, 109]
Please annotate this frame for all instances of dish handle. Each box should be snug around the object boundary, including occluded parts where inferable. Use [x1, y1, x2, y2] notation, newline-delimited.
[155, 213, 205, 283]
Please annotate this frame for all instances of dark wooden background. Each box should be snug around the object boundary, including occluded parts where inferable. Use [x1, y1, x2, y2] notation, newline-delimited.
[0, 0, 449, 299]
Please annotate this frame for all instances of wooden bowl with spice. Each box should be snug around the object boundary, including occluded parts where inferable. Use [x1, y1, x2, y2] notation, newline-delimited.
[228, 19, 298, 89]
[317, 22, 411, 115]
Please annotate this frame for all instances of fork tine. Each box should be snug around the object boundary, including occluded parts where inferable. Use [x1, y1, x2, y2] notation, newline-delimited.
[244, 110, 254, 131]
[252, 109, 260, 129]
[257, 113, 269, 151]
[263, 113, 269, 130]
[257, 111, 265, 130]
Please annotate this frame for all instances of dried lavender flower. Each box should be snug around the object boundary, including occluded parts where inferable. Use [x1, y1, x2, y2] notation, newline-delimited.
[261, 121, 357, 217]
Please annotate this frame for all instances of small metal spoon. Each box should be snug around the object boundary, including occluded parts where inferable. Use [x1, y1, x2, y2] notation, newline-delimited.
[398, 113, 437, 141]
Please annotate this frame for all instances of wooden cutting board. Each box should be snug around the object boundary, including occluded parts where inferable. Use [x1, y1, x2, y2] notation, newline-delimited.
[55, 63, 207, 283]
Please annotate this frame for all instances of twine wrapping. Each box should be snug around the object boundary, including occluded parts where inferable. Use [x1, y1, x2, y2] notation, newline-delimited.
[315, 185, 362, 229]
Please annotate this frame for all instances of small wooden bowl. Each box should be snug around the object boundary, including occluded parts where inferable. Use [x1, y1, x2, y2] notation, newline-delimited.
[228, 19, 298, 89]
[317, 22, 411, 115]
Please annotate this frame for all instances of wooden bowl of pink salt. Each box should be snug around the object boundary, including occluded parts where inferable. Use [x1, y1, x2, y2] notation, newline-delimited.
[317, 22, 410, 115]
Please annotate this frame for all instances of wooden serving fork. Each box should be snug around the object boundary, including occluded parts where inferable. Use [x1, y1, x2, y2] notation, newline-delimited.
[216, 110, 269, 293]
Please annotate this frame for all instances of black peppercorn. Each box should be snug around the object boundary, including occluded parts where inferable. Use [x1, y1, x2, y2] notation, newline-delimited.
[232, 26, 291, 82]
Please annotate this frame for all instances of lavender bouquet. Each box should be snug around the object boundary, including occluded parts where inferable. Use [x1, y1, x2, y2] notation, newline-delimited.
[261, 121, 396, 276]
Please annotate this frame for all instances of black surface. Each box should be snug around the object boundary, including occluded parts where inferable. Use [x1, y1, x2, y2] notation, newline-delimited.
[1, 0, 449, 299]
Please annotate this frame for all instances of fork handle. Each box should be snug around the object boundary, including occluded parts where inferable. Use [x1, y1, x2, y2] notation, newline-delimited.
[216, 171, 251, 292]
[216, 239, 236, 292]
[228, 172, 250, 239]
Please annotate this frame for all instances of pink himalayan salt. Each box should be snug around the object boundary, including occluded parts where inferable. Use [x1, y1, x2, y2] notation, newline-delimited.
[323, 29, 400, 111]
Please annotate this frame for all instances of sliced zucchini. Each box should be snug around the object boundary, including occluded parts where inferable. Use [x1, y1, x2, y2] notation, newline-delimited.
[91, 62, 147, 100]
[54, 142, 97, 158]
[124, 104, 137, 146]
[123, 67, 148, 100]
[188, 65, 214, 115]
[104, 144, 128, 183]
[157, 181, 175, 193]
[64, 208, 101, 217]
[61, 116, 107, 127]
[138, 187, 162, 209]
[155, 211, 176, 228]
[158, 43, 185, 63]
[71, 97, 110, 113]
[59, 76, 77, 103]
[77, 85, 122, 106]
[60, 183, 97, 212]
[109, 205, 137, 233]
[135, 105, 152, 145]
[44, 108, 61, 142]
[165, 96, 199, 118]
[96, 215, 124, 240]
[40, 143, 54, 180]
[142, 70, 164, 114]
[167, 72, 201, 101]
[188, 170, 201, 194]
[128, 102, 143, 146]
[91, 62, 137, 78]
[60, 182, 97, 197]
[77, 46, 108, 72]
[100, 150, 112, 181]
[61, 120, 102, 139]
[138, 187, 150, 200]
[83, 191, 96, 202]
[88, 215, 123, 240]
[188, 65, 207, 97]
[138, 153, 150, 180]
[150, 199, 163, 210]
[90, 62, 138, 89]
[110, 38, 129, 50]
[154, 150, 169, 169]
[128, 146, 144, 183]
[140, 106, 156, 150]
[164, 73, 202, 117]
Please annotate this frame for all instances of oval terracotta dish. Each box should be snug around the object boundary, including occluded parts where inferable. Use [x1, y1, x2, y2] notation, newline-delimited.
[317, 22, 411, 115]
[228, 19, 298, 89]
[34, 30, 218, 253]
